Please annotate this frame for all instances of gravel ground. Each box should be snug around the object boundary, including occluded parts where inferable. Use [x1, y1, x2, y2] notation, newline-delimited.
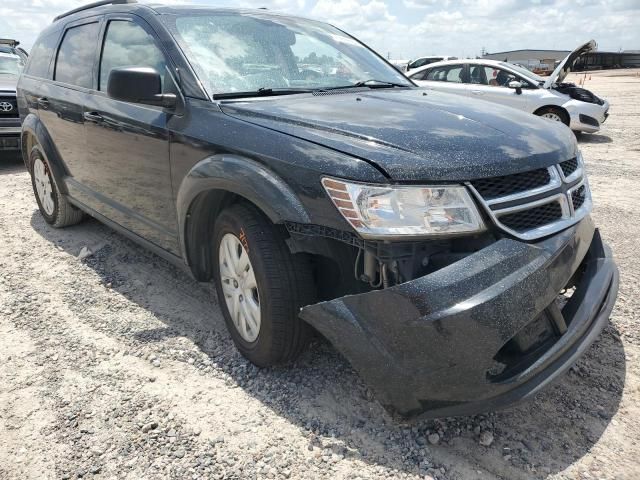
[1, 70, 639, 480]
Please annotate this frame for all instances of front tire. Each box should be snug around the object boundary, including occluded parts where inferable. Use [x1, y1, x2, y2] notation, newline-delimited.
[30, 148, 84, 228]
[212, 203, 315, 367]
[535, 106, 570, 127]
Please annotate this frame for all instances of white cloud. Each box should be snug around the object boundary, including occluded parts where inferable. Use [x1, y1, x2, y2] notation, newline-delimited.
[1, 0, 638, 59]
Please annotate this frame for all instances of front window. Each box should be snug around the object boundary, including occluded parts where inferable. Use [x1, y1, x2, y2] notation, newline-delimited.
[0, 51, 25, 76]
[164, 13, 411, 96]
[99, 20, 167, 91]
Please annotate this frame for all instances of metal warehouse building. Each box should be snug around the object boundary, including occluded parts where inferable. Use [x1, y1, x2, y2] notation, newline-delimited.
[483, 49, 640, 71]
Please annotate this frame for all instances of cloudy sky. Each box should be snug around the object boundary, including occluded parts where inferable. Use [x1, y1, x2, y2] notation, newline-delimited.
[1, 0, 639, 59]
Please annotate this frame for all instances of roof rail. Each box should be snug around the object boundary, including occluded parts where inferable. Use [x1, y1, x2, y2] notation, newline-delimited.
[53, 0, 138, 23]
[0, 39, 20, 47]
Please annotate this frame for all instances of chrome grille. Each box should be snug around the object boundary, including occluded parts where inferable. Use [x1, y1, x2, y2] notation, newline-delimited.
[559, 158, 578, 178]
[570, 184, 587, 211]
[471, 168, 551, 200]
[500, 201, 563, 232]
[468, 154, 591, 240]
[0, 96, 18, 118]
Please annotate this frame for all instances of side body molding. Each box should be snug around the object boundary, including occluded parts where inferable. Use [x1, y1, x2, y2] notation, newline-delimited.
[176, 154, 312, 276]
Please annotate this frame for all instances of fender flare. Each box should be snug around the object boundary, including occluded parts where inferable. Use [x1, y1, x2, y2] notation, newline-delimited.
[176, 154, 312, 278]
[21, 113, 69, 194]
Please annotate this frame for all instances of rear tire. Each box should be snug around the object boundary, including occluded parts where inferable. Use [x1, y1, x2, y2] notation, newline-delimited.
[212, 203, 316, 367]
[29, 148, 84, 228]
[535, 106, 570, 127]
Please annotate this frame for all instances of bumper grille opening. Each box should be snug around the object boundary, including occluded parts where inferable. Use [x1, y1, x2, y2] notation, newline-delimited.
[499, 201, 563, 232]
[471, 167, 551, 200]
[487, 308, 561, 382]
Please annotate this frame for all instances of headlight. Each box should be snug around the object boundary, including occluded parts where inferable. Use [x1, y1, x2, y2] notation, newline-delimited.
[322, 177, 485, 238]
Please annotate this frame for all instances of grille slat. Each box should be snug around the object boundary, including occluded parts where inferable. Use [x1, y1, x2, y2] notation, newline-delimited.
[499, 202, 563, 232]
[470, 168, 551, 200]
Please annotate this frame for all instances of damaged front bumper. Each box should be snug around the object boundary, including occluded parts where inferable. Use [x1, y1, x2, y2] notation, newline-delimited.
[300, 216, 618, 418]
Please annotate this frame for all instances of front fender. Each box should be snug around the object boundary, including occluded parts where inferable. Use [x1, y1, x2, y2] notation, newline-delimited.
[176, 154, 312, 272]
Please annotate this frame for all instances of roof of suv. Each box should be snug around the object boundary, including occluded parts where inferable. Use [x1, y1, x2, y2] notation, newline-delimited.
[51, 2, 307, 25]
[44, 2, 312, 38]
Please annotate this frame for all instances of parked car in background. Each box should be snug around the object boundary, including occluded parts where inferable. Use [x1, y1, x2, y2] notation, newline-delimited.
[405, 55, 457, 72]
[0, 39, 27, 156]
[388, 59, 410, 72]
[18, 2, 617, 419]
[407, 41, 609, 134]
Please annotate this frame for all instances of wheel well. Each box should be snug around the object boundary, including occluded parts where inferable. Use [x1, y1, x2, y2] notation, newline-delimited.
[184, 189, 242, 281]
[534, 105, 570, 124]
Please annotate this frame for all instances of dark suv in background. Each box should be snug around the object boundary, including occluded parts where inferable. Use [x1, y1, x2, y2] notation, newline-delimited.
[0, 39, 27, 156]
[18, 0, 618, 418]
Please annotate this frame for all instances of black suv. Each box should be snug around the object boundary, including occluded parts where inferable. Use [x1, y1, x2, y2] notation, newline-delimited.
[0, 39, 27, 156]
[18, 0, 618, 418]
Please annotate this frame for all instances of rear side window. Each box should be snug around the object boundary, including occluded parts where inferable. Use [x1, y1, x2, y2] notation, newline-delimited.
[55, 22, 101, 89]
[25, 32, 59, 78]
[425, 65, 465, 83]
[99, 20, 167, 91]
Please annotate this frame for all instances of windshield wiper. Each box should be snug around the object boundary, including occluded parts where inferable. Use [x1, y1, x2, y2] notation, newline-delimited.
[353, 79, 410, 88]
[213, 87, 315, 100]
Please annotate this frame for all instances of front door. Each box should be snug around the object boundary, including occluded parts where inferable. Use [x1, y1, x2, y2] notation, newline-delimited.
[467, 65, 534, 111]
[82, 16, 179, 253]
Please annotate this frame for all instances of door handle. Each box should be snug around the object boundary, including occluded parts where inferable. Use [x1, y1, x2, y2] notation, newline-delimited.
[471, 90, 484, 95]
[83, 111, 104, 123]
[37, 97, 49, 108]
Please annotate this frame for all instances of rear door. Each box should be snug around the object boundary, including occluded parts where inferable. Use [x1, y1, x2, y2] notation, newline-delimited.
[467, 64, 534, 111]
[37, 19, 101, 179]
[410, 64, 470, 97]
[81, 15, 178, 253]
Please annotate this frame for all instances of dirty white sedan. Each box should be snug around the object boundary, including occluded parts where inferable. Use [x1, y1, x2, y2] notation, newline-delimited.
[407, 40, 609, 134]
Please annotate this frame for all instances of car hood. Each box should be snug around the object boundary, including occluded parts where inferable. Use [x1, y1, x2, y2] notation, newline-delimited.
[220, 88, 576, 182]
[0, 73, 18, 93]
[543, 40, 596, 89]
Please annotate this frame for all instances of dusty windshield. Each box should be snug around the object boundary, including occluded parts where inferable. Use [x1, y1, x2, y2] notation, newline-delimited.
[0, 52, 25, 76]
[168, 13, 411, 96]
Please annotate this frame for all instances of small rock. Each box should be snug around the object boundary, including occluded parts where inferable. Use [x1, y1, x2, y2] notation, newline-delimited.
[479, 431, 494, 447]
[141, 422, 158, 433]
[428, 433, 440, 445]
[416, 436, 427, 446]
[173, 448, 186, 458]
[152, 359, 161, 368]
[77, 246, 92, 261]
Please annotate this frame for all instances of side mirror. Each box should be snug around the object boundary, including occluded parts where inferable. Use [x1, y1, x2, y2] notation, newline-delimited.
[107, 67, 176, 109]
[508, 80, 523, 94]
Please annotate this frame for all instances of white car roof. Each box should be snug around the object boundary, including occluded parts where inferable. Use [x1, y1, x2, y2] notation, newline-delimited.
[406, 59, 517, 77]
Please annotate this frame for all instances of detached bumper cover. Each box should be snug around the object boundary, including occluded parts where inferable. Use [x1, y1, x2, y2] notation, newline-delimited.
[300, 217, 618, 418]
